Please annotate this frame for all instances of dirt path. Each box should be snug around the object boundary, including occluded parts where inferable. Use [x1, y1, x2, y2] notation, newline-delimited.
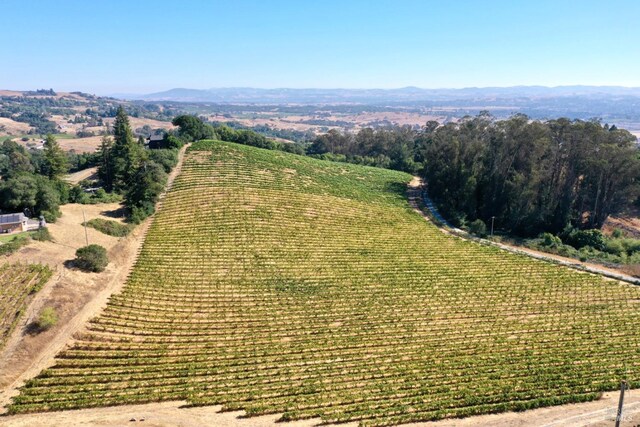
[0, 144, 189, 412]
[64, 166, 98, 184]
[1, 390, 639, 426]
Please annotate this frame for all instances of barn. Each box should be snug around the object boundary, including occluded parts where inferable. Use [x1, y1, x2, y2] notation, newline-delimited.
[0, 213, 28, 234]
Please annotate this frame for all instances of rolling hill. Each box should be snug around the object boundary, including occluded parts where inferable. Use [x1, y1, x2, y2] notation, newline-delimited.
[9, 141, 640, 425]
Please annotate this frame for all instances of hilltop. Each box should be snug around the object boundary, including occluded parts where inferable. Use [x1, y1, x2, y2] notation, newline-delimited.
[8, 141, 640, 425]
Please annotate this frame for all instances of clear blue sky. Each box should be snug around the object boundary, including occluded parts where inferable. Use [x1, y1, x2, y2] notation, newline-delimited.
[2, 0, 639, 94]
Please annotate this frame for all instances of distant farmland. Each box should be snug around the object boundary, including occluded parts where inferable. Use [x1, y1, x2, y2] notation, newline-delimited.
[10, 142, 640, 425]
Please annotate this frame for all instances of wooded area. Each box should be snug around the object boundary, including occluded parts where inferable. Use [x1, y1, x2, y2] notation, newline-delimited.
[309, 114, 640, 236]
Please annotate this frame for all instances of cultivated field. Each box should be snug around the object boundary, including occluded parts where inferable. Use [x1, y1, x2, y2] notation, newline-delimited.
[0, 264, 51, 349]
[7, 142, 640, 425]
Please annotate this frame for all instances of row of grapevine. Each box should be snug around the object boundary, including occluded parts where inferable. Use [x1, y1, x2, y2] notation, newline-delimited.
[0, 263, 52, 348]
[9, 141, 640, 426]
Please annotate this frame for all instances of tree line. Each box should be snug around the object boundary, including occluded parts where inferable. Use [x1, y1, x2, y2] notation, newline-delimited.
[306, 114, 640, 236]
[97, 106, 177, 223]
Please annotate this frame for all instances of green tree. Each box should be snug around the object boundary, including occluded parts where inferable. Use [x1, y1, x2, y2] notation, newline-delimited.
[110, 106, 144, 192]
[75, 244, 109, 272]
[172, 115, 216, 142]
[0, 140, 33, 177]
[0, 175, 61, 221]
[124, 161, 168, 223]
[42, 134, 69, 179]
[96, 136, 114, 191]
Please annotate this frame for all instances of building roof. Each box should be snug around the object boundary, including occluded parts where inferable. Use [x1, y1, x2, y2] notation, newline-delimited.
[0, 213, 26, 224]
[148, 134, 164, 142]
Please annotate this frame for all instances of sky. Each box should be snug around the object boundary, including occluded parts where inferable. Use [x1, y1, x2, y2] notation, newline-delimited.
[2, 0, 640, 94]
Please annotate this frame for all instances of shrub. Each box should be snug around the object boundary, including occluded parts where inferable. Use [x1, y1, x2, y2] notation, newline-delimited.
[85, 218, 133, 237]
[0, 236, 30, 256]
[148, 149, 179, 173]
[75, 244, 108, 272]
[91, 189, 122, 204]
[34, 307, 58, 331]
[568, 229, 606, 251]
[69, 185, 90, 204]
[540, 232, 562, 247]
[31, 228, 52, 241]
[612, 228, 624, 238]
[469, 219, 487, 237]
[41, 209, 60, 223]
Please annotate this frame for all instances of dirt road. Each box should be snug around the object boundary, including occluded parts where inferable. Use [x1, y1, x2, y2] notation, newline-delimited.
[1, 391, 639, 427]
[409, 177, 640, 285]
[64, 166, 98, 184]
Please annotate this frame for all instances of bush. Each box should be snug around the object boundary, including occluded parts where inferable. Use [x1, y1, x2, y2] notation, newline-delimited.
[568, 229, 606, 251]
[34, 307, 58, 331]
[75, 244, 108, 272]
[148, 149, 179, 173]
[540, 232, 562, 247]
[69, 185, 90, 204]
[31, 227, 52, 241]
[469, 219, 487, 237]
[612, 228, 624, 238]
[91, 188, 122, 204]
[85, 218, 133, 237]
[0, 236, 30, 256]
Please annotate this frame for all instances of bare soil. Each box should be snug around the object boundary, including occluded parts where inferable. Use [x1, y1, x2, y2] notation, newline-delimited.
[1, 391, 638, 426]
[64, 167, 98, 184]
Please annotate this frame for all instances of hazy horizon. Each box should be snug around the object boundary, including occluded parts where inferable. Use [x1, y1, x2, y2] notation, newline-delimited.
[3, 0, 640, 94]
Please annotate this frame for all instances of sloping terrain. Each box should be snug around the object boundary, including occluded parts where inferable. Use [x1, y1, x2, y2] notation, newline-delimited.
[7, 141, 640, 426]
[0, 264, 51, 349]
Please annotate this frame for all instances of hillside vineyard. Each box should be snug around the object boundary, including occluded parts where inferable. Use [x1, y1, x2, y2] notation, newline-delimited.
[10, 142, 640, 426]
[0, 263, 51, 349]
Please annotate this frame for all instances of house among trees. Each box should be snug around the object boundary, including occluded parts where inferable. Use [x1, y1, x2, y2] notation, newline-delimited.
[146, 134, 165, 149]
[0, 213, 28, 234]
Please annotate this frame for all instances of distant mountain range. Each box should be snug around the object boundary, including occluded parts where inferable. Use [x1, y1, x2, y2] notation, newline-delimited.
[115, 86, 640, 104]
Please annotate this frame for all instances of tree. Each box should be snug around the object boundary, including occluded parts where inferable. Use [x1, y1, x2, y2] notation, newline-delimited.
[0, 140, 33, 177]
[75, 244, 109, 272]
[110, 106, 144, 192]
[0, 174, 38, 211]
[96, 136, 114, 191]
[0, 175, 61, 221]
[42, 134, 69, 179]
[172, 115, 216, 142]
[124, 161, 168, 223]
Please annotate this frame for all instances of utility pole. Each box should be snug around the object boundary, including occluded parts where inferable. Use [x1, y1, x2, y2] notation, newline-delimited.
[490, 216, 495, 238]
[615, 380, 627, 427]
[82, 208, 89, 246]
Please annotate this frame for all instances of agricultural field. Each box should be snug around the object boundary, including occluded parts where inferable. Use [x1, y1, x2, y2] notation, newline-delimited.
[0, 263, 52, 348]
[8, 141, 640, 425]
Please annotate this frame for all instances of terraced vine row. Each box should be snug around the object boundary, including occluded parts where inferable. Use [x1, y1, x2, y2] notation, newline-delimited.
[0, 263, 52, 348]
[9, 141, 640, 425]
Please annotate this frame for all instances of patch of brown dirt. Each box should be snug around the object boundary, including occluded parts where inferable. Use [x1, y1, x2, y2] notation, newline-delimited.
[64, 167, 98, 185]
[604, 215, 640, 238]
[1, 392, 639, 426]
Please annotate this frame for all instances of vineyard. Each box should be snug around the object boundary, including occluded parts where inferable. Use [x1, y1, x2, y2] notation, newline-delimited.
[8, 141, 640, 425]
[0, 263, 52, 348]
